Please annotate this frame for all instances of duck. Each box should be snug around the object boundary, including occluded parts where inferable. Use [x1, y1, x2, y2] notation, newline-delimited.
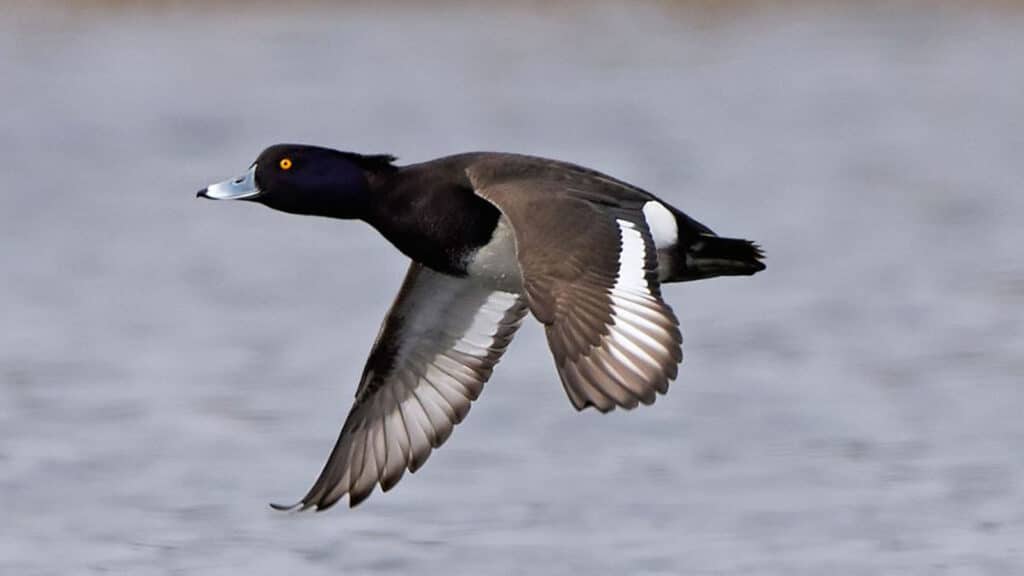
[198, 144, 765, 510]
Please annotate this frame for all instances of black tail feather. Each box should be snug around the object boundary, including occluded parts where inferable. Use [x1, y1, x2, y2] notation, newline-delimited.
[676, 235, 766, 281]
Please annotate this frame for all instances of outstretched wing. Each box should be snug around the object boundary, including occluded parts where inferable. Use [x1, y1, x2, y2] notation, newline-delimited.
[276, 262, 527, 510]
[467, 157, 683, 412]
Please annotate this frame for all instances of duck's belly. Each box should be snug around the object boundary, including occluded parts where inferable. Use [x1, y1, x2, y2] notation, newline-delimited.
[465, 217, 523, 292]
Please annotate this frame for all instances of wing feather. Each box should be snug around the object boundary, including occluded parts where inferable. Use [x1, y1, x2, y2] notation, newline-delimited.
[467, 163, 683, 412]
[274, 262, 527, 511]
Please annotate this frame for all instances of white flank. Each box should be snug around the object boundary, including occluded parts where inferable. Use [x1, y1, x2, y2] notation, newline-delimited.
[465, 217, 523, 292]
[642, 201, 678, 250]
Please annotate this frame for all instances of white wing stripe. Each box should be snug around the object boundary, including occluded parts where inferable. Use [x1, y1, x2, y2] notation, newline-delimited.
[614, 219, 651, 294]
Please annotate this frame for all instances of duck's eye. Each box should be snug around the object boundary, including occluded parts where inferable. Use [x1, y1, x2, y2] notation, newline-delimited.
[279, 158, 293, 170]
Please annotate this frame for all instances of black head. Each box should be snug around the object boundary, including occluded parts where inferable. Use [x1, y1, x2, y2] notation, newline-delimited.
[198, 144, 397, 220]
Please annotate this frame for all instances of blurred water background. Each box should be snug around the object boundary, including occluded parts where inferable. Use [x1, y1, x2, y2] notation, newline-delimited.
[1, 1, 1023, 574]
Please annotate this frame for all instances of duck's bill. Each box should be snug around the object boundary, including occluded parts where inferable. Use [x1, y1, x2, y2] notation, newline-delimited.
[197, 165, 260, 200]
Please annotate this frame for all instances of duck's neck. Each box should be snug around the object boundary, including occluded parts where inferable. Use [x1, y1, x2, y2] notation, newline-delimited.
[362, 163, 502, 276]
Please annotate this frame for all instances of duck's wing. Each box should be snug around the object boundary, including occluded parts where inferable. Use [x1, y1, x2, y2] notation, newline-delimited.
[467, 158, 683, 412]
[274, 262, 527, 510]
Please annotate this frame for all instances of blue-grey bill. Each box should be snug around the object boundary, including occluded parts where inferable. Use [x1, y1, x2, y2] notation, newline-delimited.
[198, 165, 259, 200]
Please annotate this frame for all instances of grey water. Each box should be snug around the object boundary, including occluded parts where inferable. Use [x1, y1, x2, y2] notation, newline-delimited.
[1, 2, 1023, 574]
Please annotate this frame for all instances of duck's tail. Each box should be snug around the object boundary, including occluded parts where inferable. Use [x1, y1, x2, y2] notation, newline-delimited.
[673, 234, 766, 282]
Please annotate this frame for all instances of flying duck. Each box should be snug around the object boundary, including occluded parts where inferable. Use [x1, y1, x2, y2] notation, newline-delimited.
[198, 144, 765, 510]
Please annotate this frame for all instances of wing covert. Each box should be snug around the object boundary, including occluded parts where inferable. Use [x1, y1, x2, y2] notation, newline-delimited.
[467, 165, 683, 412]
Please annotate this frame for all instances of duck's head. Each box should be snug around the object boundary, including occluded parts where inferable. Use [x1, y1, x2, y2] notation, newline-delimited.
[198, 144, 396, 219]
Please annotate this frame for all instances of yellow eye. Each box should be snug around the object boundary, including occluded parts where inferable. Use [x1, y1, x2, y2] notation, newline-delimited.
[279, 158, 293, 170]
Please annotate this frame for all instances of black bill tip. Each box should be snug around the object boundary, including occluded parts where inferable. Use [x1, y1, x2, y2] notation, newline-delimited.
[196, 188, 209, 199]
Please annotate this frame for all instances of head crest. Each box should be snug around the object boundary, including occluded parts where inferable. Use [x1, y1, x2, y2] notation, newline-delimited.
[337, 151, 398, 173]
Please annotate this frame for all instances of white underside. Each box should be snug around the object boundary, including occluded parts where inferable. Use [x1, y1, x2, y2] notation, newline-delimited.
[465, 216, 523, 292]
